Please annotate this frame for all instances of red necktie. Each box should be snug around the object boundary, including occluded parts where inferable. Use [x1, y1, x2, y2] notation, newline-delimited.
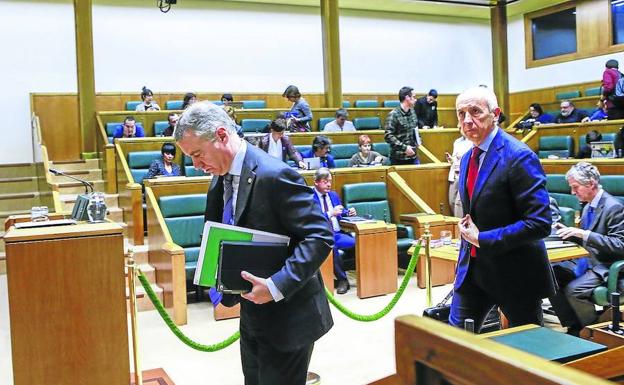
[467, 147, 483, 200]
[466, 147, 483, 257]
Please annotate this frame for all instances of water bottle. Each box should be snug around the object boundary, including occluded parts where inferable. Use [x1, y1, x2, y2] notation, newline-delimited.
[39, 206, 49, 221]
[87, 192, 107, 223]
[31, 206, 42, 222]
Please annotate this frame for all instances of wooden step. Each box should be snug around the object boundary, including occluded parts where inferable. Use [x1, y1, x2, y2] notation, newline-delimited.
[126, 283, 163, 312]
[0, 192, 39, 211]
[0, 163, 36, 178]
[57, 180, 105, 195]
[50, 169, 103, 183]
[50, 159, 100, 171]
[0, 251, 5, 275]
[0, 176, 38, 194]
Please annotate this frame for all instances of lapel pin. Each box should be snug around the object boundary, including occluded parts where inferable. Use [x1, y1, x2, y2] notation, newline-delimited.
[247, 177, 252, 184]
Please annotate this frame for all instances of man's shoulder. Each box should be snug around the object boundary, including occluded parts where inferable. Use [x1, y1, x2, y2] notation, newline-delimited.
[247, 145, 299, 178]
[602, 191, 624, 210]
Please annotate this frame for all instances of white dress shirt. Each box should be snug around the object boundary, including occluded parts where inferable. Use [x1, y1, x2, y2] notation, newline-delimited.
[314, 188, 340, 231]
[267, 136, 282, 160]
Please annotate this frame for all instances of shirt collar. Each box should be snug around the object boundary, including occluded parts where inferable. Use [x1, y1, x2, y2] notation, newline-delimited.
[228, 140, 247, 176]
[589, 188, 604, 209]
[476, 126, 498, 153]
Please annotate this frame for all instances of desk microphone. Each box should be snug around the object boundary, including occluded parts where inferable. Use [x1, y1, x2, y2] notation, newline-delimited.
[610, 292, 621, 334]
[49, 168, 94, 194]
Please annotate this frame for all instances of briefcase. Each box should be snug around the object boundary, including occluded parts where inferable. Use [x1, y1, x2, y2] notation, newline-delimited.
[217, 241, 287, 294]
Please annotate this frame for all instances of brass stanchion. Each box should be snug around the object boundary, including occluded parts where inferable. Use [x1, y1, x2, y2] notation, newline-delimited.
[127, 250, 142, 385]
[423, 222, 433, 307]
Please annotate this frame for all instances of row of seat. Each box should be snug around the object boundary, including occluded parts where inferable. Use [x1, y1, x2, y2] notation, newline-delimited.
[239, 116, 383, 133]
[125, 142, 392, 183]
[538, 133, 617, 159]
[555, 87, 601, 101]
[157, 182, 415, 290]
[124, 99, 400, 111]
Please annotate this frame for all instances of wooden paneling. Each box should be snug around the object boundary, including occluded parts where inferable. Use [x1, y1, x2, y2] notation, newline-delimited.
[31, 94, 81, 160]
[541, 158, 624, 176]
[509, 80, 601, 119]
[525, 120, 624, 154]
[393, 164, 452, 217]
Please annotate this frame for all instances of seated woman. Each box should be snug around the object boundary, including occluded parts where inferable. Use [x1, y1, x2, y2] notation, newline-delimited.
[515, 103, 554, 129]
[349, 135, 387, 167]
[590, 100, 608, 121]
[135, 86, 161, 111]
[181, 92, 197, 110]
[258, 117, 306, 169]
[300, 135, 335, 168]
[145, 143, 181, 180]
[113, 116, 145, 138]
[282, 85, 312, 132]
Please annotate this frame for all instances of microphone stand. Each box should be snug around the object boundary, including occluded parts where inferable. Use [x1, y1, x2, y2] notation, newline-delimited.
[49, 168, 94, 195]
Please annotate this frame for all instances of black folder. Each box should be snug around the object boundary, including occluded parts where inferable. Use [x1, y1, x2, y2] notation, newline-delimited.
[217, 241, 288, 294]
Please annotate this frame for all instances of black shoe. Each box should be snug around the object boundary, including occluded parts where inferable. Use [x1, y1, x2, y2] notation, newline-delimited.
[566, 326, 581, 337]
[336, 280, 350, 295]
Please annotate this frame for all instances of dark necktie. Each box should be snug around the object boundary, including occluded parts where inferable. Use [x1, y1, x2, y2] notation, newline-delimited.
[222, 174, 234, 225]
[467, 146, 483, 200]
[574, 206, 594, 277]
[322, 194, 330, 214]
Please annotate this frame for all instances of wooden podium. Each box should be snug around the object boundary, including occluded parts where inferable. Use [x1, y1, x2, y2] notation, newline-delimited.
[4, 222, 130, 385]
[340, 220, 397, 298]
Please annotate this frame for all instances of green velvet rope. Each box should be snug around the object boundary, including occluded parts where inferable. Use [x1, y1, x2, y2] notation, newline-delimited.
[325, 242, 421, 322]
[136, 270, 240, 352]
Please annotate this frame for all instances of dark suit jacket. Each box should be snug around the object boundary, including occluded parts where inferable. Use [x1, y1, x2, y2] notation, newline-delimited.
[204, 145, 334, 352]
[455, 129, 555, 302]
[573, 191, 624, 279]
[257, 134, 303, 164]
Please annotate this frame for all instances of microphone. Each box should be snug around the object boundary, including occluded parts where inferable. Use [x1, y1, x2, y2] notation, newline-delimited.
[49, 168, 94, 194]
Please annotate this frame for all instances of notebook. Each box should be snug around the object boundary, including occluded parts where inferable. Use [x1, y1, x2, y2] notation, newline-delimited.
[303, 157, 321, 170]
[217, 241, 288, 294]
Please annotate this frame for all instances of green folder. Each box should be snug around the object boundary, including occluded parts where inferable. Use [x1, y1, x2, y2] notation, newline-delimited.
[193, 221, 290, 287]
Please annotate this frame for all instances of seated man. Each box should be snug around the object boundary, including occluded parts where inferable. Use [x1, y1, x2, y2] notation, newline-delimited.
[415, 89, 438, 129]
[113, 116, 145, 138]
[323, 109, 356, 132]
[576, 130, 602, 159]
[555, 100, 590, 124]
[300, 135, 336, 168]
[258, 117, 306, 169]
[312, 168, 356, 294]
[550, 162, 624, 335]
[161, 113, 179, 137]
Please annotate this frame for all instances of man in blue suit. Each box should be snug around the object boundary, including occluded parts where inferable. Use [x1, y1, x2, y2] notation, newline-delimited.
[450, 87, 555, 332]
[312, 167, 356, 294]
[175, 102, 334, 385]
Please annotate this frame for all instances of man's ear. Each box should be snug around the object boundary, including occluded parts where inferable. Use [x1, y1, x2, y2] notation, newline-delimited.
[492, 107, 501, 118]
[215, 127, 228, 142]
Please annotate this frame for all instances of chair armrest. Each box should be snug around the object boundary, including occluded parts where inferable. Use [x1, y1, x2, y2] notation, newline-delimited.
[396, 223, 414, 239]
[607, 260, 624, 294]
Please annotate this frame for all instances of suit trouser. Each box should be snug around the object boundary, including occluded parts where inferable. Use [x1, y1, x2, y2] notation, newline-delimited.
[240, 323, 314, 385]
[549, 260, 602, 329]
[447, 179, 463, 217]
[449, 260, 543, 332]
[333, 231, 355, 280]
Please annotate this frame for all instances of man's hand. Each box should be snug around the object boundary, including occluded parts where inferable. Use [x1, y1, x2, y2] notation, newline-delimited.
[405, 146, 416, 157]
[555, 223, 588, 240]
[422, 125, 430, 130]
[581, 117, 590, 123]
[240, 271, 273, 304]
[298, 161, 308, 170]
[331, 205, 344, 217]
[445, 152, 453, 163]
[459, 214, 480, 247]
[374, 155, 384, 164]
[347, 207, 357, 216]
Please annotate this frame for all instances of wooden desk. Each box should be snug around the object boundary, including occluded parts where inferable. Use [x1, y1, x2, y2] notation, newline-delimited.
[4, 222, 130, 385]
[340, 220, 397, 298]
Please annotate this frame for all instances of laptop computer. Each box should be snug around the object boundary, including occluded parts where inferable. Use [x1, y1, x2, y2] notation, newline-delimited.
[303, 157, 321, 170]
[591, 141, 615, 159]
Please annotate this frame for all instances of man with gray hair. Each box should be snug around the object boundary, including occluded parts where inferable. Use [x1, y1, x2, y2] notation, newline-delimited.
[450, 86, 554, 332]
[175, 102, 334, 385]
[550, 161, 624, 335]
[322, 108, 356, 132]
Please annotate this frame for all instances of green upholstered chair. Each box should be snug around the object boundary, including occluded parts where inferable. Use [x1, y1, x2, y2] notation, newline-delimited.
[354, 100, 379, 108]
[126, 101, 141, 111]
[546, 174, 581, 213]
[331, 143, 359, 168]
[353, 117, 381, 130]
[579, 133, 617, 149]
[585, 87, 602, 97]
[210, 100, 224, 106]
[601, 175, 624, 205]
[183, 155, 208, 177]
[372, 142, 390, 157]
[342, 101, 351, 108]
[106, 122, 121, 143]
[342, 182, 415, 267]
[546, 109, 559, 117]
[383, 100, 400, 108]
[538, 136, 574, 159]
[154, 121, 170, 136]
[319, 117, 334, 131]
[165, 100, 183, 110]
[241, 100, 266, 109]
[295, 145, 311, 155]
[127, 151, 161, 184]
[556, 90, 581, 100]
[158, 194, 207, 287]
[240, 118, 271, 133]
[591, 261, 624, 306]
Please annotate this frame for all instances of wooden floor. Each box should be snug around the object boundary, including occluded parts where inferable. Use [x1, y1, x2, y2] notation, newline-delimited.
[131, 368, 175, 385]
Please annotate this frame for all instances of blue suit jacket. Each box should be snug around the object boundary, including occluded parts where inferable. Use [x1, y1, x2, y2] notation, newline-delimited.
[300, 150, 336, 168]
[313, 190, 347, 222]
[204, 145, 334, 351]
[455, 129, 555, 301]
[113, 124, 145, 138]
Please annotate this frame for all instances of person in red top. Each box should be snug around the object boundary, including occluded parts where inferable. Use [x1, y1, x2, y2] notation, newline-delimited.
[601, 59, 623, 120]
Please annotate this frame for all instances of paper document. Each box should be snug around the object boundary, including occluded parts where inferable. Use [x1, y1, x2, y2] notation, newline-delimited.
[194, 221, 290, 287]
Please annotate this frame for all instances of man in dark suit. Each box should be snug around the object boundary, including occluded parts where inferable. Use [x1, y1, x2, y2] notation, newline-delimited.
[312, 167, 356, 294]
[257, 117, 306, 169]
[175, 102, 334, 385]
[550, 162, 624, 335]
[450, 86, 555, 332]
